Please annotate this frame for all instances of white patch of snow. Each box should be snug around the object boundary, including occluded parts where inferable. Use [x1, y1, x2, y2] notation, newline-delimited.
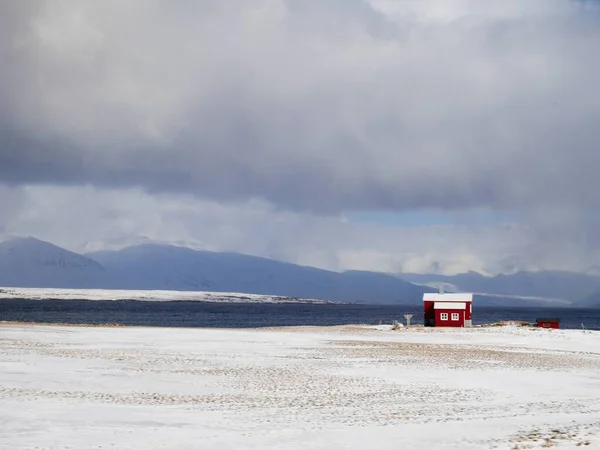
[0, 325, 599, 449]
[0, 286, 329, 303]
[365, 324, 394, 331]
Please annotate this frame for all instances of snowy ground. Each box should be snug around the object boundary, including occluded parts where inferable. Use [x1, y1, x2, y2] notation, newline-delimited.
[0, 286, 328, 303]
[1, 324, 600, 449]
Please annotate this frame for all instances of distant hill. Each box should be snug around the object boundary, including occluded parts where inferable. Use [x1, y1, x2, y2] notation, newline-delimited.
[87, 244, 432, 304]
[0, 236, 593, 307]
[0, 237, 430, 304]
[0, 237, 106, 288]
[575, 292, 600, 308]
[401, 271, 600, 304]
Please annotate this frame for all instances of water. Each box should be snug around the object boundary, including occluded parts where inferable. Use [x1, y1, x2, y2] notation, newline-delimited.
[1, 300, 600, 330]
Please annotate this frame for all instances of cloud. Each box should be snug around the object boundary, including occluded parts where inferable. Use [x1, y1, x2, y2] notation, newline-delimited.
[1, 0, 599, 214]
[2, 184, 600, 276]
[2, 1, 600, 275]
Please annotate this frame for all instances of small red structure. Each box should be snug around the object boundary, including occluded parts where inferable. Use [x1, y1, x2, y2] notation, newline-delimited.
[536, 318, 560, 329]
[423, 293, 473, 327]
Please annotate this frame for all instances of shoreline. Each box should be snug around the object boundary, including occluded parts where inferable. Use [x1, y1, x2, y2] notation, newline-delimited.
[1, 319, 596, 334]
[1, 321, 600, 448]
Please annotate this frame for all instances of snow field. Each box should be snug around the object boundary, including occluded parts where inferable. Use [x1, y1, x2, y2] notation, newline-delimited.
[0, 286, 327, 303]
[0, 324, 599, 449]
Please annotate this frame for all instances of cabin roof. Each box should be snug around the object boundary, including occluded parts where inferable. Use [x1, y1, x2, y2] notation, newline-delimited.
[423, 293, 473, 302]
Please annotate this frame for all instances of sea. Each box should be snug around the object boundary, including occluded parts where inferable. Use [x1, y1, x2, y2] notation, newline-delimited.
[1, 300, 600, 330]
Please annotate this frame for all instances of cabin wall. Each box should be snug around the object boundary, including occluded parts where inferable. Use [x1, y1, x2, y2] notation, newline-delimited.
[537, 321, 559, 329]
[424, 301, 435, 327]
[435, 309, 464, 327]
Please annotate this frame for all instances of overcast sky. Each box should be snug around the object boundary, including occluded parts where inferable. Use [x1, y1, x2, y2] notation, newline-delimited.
[1, 0, 600, 275]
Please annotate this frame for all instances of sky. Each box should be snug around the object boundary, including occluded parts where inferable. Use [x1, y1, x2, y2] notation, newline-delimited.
[1, 0, 600, 275]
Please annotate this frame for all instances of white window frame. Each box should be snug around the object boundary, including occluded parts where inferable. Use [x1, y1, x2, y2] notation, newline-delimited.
[451, 313, 459, 321]
[440, 313, 448, 321]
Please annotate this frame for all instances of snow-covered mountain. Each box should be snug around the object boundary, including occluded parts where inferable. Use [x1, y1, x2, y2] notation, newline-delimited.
[0, 237, 431, 304]
[1, 236, 596, 306]
[0, 237, 106, 288]
[87, 243, 431, 303]
[401, 270, 600, 304]
[78, 235, 217, 253]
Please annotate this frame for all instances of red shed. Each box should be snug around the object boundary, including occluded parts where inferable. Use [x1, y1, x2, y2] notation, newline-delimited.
[423, 293, 473, 328]
[536, 318, 560, 329]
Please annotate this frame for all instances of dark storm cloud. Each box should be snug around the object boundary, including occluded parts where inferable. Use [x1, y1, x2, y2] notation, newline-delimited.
[1, 0, 600, 213]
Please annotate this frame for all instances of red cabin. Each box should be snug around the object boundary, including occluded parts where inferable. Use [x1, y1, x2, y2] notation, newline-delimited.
[423, 293, 473, 328]
[536, 318, 560, 329]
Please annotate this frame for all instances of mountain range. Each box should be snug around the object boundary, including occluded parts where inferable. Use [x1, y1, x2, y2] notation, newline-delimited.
[0, 236, 599, 307]
[400, 271, 600, 307]
[0, 237, 429, 304]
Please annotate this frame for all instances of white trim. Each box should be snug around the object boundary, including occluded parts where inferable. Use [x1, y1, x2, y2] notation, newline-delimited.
[451, 312, 459, 321]
[433, 302, 466, 310]
[423, 293, 473, 302]
[439, 313, 448, 321]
